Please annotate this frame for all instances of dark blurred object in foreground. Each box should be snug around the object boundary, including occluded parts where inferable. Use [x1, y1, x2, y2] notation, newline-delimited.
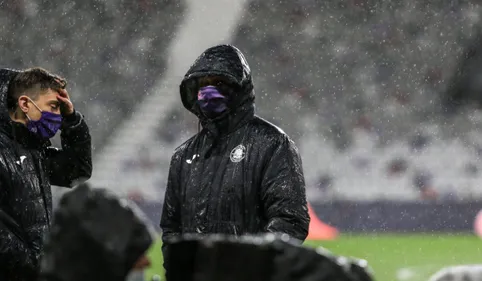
[444, 30, 482, 113]
[164, 233, 374, 281]
[39, 183, 155, 281]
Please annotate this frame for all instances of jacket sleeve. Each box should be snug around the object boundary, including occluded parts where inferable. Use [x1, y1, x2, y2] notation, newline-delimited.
[46, 111, 92, 187]
[0, 163, 37, 278]
[260, 137, 310, 242]
[160, 151, 182, 273]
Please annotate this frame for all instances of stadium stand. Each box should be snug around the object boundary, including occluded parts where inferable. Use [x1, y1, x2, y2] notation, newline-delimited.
[5, 0, 482, 203]
[0, 0, 185, 150]
[139, 0, 482, 202]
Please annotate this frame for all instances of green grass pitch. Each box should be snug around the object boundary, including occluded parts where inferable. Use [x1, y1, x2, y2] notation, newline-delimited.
[145, 234, 482, 281]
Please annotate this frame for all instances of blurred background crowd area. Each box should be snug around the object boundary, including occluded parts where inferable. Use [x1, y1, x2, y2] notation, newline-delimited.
[0, 0, 185, 147]
[4, 0, 482, 203]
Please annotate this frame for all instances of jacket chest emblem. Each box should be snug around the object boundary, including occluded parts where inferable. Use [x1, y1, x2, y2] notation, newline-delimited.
[186, 154, 200, 164]
[230, 144, 246, 163]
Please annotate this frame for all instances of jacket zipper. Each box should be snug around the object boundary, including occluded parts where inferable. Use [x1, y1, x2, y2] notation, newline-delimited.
[33, 151, 51, 227]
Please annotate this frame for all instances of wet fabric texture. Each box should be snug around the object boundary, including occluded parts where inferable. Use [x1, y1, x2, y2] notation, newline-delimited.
[161, 45, 309, 273]
[164, 233, 374, 281]
[0, 68, 92, 281]
[39, 183, 155, 281]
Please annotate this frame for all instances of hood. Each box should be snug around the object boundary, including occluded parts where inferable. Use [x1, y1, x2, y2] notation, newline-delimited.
[39, 183, 155, 281]
[179, 44, 255, 120]
[0, 68, 20, 126]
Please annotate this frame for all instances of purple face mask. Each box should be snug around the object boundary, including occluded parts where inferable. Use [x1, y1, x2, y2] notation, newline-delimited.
[26, 99, 62, 139]
[197, 86, 228, 118]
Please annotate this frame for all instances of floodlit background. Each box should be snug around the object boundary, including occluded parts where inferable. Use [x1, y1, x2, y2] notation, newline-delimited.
[2, 0, 482, 280]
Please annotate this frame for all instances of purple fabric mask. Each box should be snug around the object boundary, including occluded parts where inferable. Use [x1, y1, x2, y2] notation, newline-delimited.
[26, 100, 62, 139]
[197, 86, 228, 118]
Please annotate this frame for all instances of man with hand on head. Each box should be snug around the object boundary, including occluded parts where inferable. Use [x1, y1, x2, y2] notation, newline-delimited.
[0, 67, 92, 281]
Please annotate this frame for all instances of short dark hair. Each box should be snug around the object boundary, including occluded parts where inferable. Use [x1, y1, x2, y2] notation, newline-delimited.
[7, 67, 67, 112]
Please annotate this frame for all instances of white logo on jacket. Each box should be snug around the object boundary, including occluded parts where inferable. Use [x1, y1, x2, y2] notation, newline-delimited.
[230, 145, 246, 163]
[15, 156, 27, 165]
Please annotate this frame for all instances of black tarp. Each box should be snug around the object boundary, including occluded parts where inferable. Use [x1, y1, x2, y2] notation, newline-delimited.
[164, 233, 374, 281]
[39, 183, 155, 281]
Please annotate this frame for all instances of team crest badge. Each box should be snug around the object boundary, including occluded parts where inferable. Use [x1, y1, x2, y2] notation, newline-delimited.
[230, 144, 246, 163]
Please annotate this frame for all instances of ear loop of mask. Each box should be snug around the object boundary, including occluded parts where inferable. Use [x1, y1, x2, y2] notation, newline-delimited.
[23, 97, 43, 121]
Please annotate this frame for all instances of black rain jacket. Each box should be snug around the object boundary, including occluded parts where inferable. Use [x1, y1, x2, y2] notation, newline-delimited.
[160, 45, 310, 271]
[0, 68, 92, 281]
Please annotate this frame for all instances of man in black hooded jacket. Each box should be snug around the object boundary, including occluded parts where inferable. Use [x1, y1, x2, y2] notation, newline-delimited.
[0, 67, 92, 280]
[160, 44, 310, 273]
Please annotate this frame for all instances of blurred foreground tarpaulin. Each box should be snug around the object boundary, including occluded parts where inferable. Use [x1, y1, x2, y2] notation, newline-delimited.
[164, 233, 374, 281]
[39, 183, 155, 281]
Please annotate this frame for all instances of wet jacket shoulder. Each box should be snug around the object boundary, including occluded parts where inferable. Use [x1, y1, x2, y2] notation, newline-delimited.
[248, 116, 310, 240]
